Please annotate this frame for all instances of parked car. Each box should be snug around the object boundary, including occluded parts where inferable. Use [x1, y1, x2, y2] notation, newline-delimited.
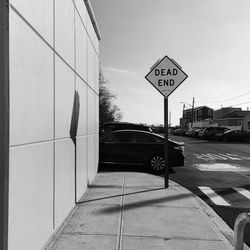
[172, 128, 186, 136]
[186, 128, 203, 137]
[99, 122, 153, 136]
[199, 127, 229, 139]
[193, 128, 204, 137]
[185, 128, 195, 136]
[213, 130, 250, 142]
[99, 130, 185, 174]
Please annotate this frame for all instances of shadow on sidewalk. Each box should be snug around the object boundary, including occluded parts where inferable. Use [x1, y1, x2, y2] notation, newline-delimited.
[79, 187, 164, 205]
[91, 191, 191, 214]
[77, 183, 192, 214]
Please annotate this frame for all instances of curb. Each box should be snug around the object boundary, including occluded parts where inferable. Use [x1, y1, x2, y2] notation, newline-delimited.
[170, 179, 250, 250]
[169, 180, 234, 249]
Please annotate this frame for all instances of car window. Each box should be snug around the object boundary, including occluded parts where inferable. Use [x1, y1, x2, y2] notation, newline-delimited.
[132, 133, 160, 143]
[102, 132, 132, 143]
[100, 126, 115, 134]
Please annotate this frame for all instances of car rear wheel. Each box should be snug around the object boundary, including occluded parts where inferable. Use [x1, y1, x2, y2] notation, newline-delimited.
[148, 155, 165, 173]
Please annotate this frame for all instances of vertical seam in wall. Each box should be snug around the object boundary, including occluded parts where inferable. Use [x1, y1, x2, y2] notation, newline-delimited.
[73, 0, 77, 203]
[52, 0, 56, 230]
[1, 1, 9, 249]
[86, 10, 89, 186]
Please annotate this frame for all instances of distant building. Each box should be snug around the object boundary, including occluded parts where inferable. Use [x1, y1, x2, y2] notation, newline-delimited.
[243, 114, 250, 132]
[214, 107, 242, 120]
[215, 110, 250, 130]
[180, 106, 214, 128]
[180, 109, 192, 128]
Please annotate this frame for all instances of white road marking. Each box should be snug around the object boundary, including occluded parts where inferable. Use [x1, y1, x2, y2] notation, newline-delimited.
[218, 154, 241, 160]
[233, 188, 250, 199]
[207, 153, 228, 160]
[198, 186, 230, 206]
[195, 163, 240, 171]
[194, 153, 250, 161]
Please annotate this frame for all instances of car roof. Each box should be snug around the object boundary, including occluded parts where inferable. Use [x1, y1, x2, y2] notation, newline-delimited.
[100, 122, 149, 127]
[100, 129, 158, 137]
[100, 129, 184, 145]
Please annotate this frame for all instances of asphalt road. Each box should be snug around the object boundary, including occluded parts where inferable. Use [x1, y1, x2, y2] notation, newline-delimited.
[169, 135, 250, 247]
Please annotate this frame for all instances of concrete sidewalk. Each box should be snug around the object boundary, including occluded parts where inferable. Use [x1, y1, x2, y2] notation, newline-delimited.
[46, 171, 234, 250]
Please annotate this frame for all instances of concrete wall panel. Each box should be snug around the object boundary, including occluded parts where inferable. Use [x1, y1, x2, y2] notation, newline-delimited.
[55, 0, 74, 67]
[76, 76, 88, 136]
[55, 139, 75, 228]
[87, 135, 95, 183]
[75, 0, 87, 29]
[94, 94, 99, 134]
[94, 52, 99, 93]
[55, 55, 75, 139]
[87, 88, 95, 135]
[75, 10, 87, 81]
[10, 0, 53, 45]
[10, 10, 54, 146]
[86, 10, 96, 49]
[9, 1, 99, 248]
[9, 142, 54, 250]
[76, 136, 88, 201]
[87, 37, 95, 89]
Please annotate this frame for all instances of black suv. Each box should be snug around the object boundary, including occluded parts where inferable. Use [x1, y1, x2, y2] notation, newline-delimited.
[99, 122, 153, 136]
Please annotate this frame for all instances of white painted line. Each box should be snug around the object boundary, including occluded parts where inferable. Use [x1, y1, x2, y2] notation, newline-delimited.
[233, 188, 250, 199]
[198, 186, 230, 206]
[206, 153, 227, 160]
[218, 154, 241, 160]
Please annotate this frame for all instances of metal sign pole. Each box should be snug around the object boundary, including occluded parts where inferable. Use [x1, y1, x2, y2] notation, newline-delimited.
[145, 55, 188, 189]
[164, 97, 169, 188]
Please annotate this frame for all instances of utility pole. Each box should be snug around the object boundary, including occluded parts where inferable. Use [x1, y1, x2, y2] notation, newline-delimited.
[191, 97, 195, 128]
[182, 104, 185, 128]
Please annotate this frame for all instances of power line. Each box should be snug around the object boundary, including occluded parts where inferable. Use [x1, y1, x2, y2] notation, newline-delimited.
[198, 85, 250, 101]
[197, 92, 250, 104]
[231, 101, 250, 107]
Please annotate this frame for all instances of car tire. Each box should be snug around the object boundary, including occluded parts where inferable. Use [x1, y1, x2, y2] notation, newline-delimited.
[148, 155, 165, 174]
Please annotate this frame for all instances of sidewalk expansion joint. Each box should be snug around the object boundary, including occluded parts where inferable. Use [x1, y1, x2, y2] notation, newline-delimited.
[122, 234, 222, 242]
[116, 172, 126, 250]
[61, 232, 117, 236]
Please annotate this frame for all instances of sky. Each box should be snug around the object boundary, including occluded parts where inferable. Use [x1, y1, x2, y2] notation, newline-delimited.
[91, 0, 250, 126]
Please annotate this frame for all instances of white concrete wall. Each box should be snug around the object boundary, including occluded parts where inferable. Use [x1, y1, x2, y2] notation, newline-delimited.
[9, 0, 99, 249]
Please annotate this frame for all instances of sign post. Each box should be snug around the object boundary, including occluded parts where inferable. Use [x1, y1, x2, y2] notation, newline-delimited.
[164, 98, 169, 188]
[145, 55, 188, 188]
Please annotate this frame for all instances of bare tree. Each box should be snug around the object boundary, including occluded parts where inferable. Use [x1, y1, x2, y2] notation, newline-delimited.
[99, 70, 123, 124]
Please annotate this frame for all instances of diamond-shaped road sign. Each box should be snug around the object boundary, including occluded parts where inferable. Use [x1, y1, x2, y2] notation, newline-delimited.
[145, 55, 188, 98]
